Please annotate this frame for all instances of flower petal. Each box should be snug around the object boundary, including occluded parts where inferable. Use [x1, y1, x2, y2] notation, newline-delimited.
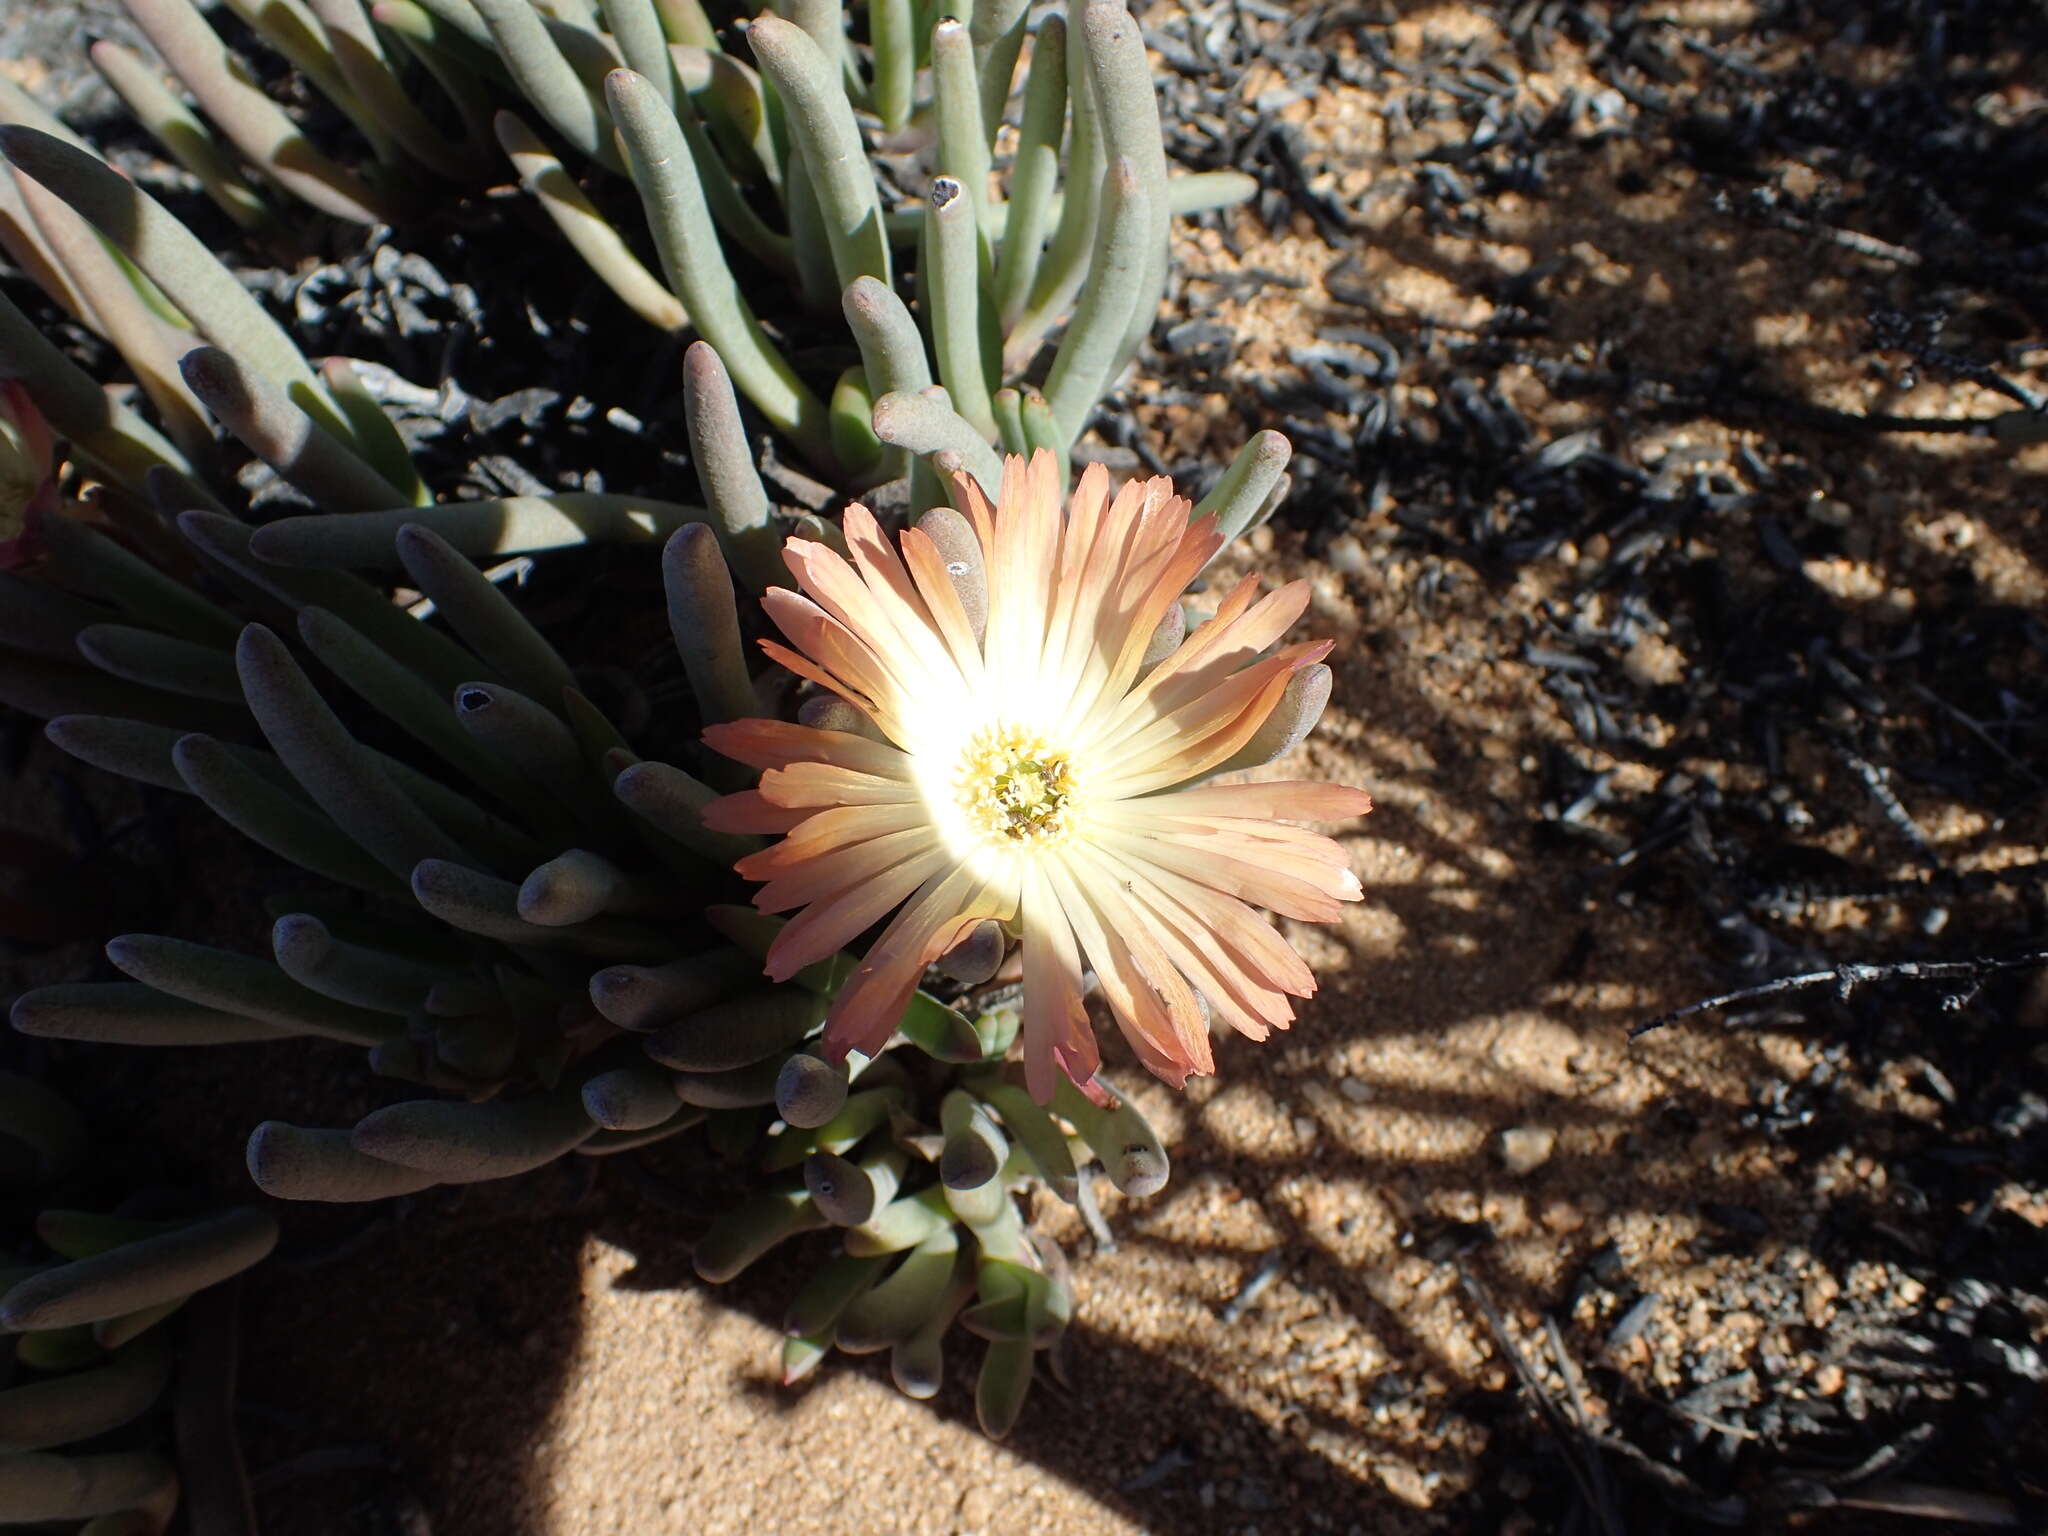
[758, 761, 920, 809]
[700, 790, 814, 835]
[761, 590, 910, 726]
[1109, 578, 1312, 736]
[1140, 781, 1374, 822]
[1043, 855, 1212, 1087]
[703, 718, 912, 777]
[756, 638, 878, 719]
[821, 863, 1013, 1058]
[899, 525, 988, 685]
[1098, 825, 1349, 924]
[741, 801, 931, 874]
[749, 825, 940, 915]
[1098, 851, 1299, 1041]
[761, 838, 953, 972]
[1018, 861, 1095, 1103]
[1096, 840, 1322, 997]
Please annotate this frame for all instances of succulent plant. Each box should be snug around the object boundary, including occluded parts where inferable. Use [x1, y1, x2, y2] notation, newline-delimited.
[0, 1070, 268, 1532]
[7, 404, 1244, 1429]
[0, 1, 1332, 1435]
[0, 0, 1253, 482]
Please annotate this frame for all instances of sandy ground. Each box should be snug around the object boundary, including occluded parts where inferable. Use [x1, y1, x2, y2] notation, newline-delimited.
[4, 1, 2047, 1533]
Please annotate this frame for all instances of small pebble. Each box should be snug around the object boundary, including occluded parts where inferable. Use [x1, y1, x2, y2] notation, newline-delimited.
[1498, 1126, 1556, 1175]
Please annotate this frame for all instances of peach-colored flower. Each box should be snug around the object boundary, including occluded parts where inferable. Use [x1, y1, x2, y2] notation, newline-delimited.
[0, 380, 57, 570]
[703, 450, 1371, 1102]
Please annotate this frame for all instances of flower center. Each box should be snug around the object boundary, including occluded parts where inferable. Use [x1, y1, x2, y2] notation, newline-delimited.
[957, 725, 1078, 847]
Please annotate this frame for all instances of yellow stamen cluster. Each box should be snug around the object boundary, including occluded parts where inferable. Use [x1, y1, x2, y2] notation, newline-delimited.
[957, 725, 1078, 847]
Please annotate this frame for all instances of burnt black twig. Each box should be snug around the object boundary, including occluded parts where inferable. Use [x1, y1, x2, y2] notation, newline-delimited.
[1632, 950, 2048, 1038]
[1458, 1267, 1625, 1536]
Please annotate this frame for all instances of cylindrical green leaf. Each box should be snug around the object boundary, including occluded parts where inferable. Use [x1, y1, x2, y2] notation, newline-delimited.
[1052, 1074, 1168, 1197]
[1079, 0, 1173, 378]
[0, 1208, 277, 1333]
[868, 0, 913, 131]
[1209, 663, 1330, 779]
[682, 341, 780, 588]
[581, 1064, 683, 1130]
[470, 0, 623, 169]
[975, 1334, 1034, 1438]
[890, 1256, 975, 1399]
[930, 19, 991, 235]
[351, 1084, 597, 1181]
[669, 1054, 785, 1109]
[782, 1251, 887, 1339]
[245, 1122, 441, 1202]
[106, 933, 400, 1047]
[318, 355, 429, 506]
[0, 573, 118, 664]
[177, 511, 480, 699]
[612, 758, 762, 865]
[494, 110, 689, 333]
[588, 949, 758, 1031]
[692, 1186, 821, 1283]
[174, 733, 414, 900]
[1192, 429, 1291, 540]
[10, 982, 294, 1047]
[761, 1080, 906, 1169]
[294, 607, 579, 856]
[0, 1451, 175, 1523]
[774, 1051, 849, 1129]
[970, 0, 1029, 141]
[37, 512, 240, 647]
[599, 0, 681, 111]
[76, 623, 242, 704]
[663, 522, 757, 726]
[411, 858, 673, 961]
[939, 1087, 1008, 1190]
[974, 1079, 1079, 1203]
[838, 1228, 961, 1352]
[42, 716, 190, 794]
[396, 521, 578, 711]
[870, 388, 1002, 494]
[305, 0, 479, 179]
[644, 988, 826, 1073]
[1042, 155, 1148, 444]
[0, 276, 187, 493]
[0, 1332, 171, 1452]
[803, 1151, 874, 1227]
[745, 19, 889, 292]
[250, 494, 709, 567]
[606, 67, 835, 468]
[270, 912, 460, 1014]
[993, 12, 1064, 327]
[519, 848, 666, 925]
[925, 177, 996, 440]
[12, 173, 213, 463]
[844, 1184, 951, 1258]
[236, 623, 472, 879]
[112, 0, 391, 222]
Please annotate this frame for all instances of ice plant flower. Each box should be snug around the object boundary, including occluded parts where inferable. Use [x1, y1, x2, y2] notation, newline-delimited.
[0, 380, 57, 570]
[703, 451, 1372, 1102]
